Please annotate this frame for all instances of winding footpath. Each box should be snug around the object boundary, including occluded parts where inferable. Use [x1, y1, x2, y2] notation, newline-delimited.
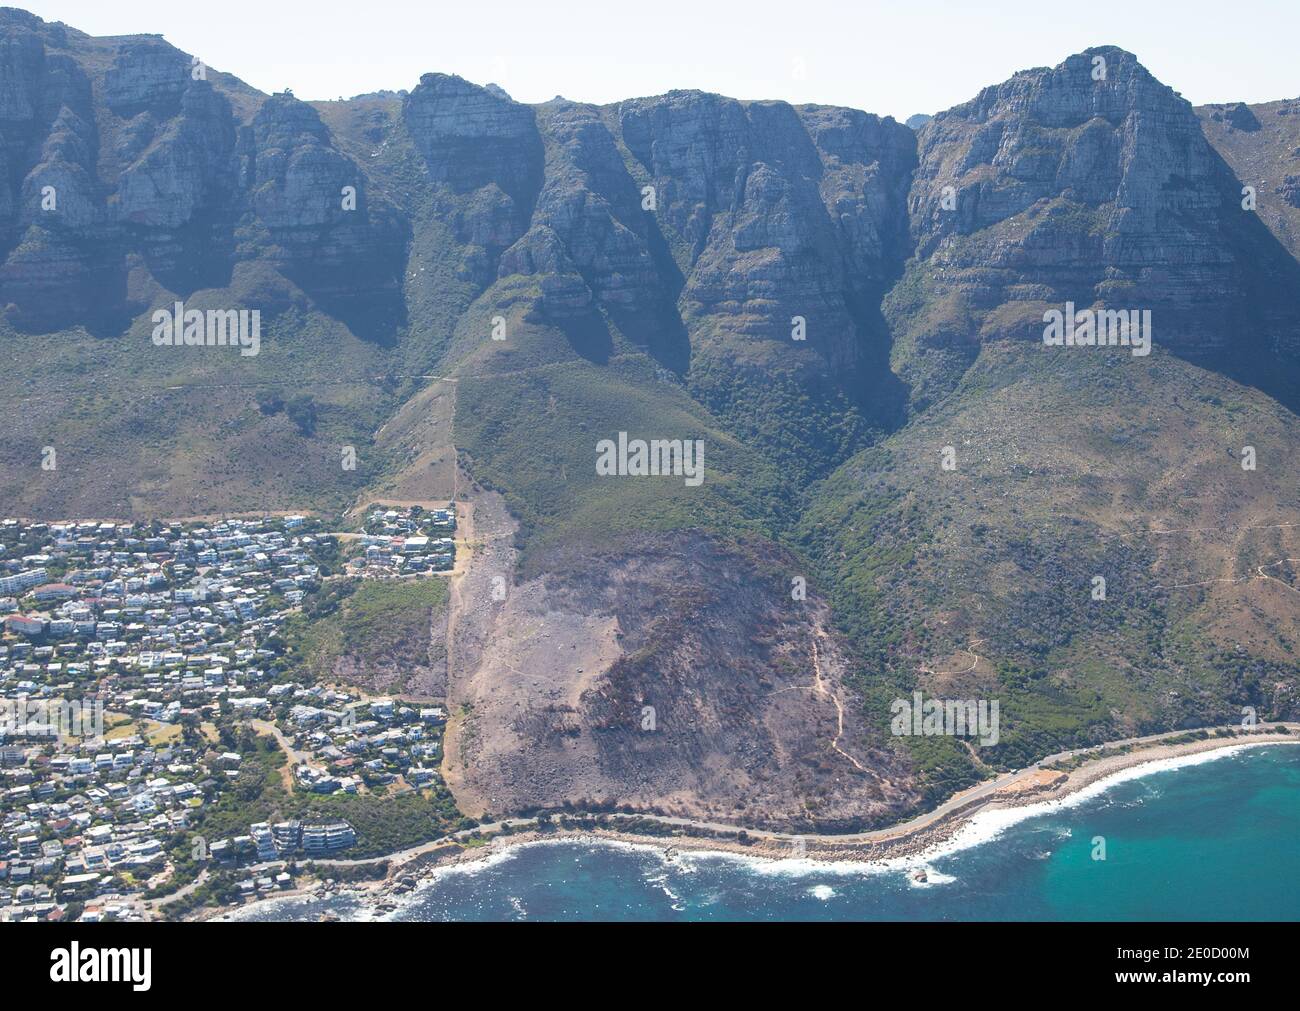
[768, 630, 868, 773]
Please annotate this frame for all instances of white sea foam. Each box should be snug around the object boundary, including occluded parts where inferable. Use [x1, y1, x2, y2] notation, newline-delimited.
[907, 864, 956, 887]
[226, 739, 1296, 919]
[915, 742, 1291, 863]
[385, 744, 1297, 903]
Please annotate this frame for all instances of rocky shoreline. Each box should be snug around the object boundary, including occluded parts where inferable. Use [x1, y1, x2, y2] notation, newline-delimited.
[208, 729, 1297, 920]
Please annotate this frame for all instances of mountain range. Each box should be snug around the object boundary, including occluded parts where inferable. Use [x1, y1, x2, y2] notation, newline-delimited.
[2, 6, 1298, 829]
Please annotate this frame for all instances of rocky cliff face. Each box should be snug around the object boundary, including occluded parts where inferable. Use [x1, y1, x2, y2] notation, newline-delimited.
[10, 17, 1290, 440]
[1197, 96, 1300, 358]
[0, 10, 402, 333]
[117, 81, 237, 231]
[399, 73, 544, 293]
[243, 92, 407, 335]
[375, 74, 915, 480]
[476, 88, 918, 479]
[502, 99, 680, 347]
[0, 13, 109, 328]
[615, 92, 917, 458]
[618, 94, 914, 363]
[892, 46, 1300, 407]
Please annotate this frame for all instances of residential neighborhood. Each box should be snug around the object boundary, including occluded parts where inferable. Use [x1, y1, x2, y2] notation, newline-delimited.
[0, 512, 461, 922]
[350, 506, 456, 578]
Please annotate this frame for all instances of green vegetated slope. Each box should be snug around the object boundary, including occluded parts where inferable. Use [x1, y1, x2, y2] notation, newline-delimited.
[0, 295, 402, 518]
[450, 296, 790, 571]
[281, 577, 449, 691]
[800, 343, 1300, 801]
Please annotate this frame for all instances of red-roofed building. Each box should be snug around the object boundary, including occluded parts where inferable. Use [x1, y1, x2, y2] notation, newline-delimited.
[4, 614, 46, 637]
[33, 583, 76, 602]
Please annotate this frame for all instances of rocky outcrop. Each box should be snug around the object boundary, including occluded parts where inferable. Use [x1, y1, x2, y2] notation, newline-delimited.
[400, 73, 543, 287]
[402, 73, 542, 206]
[670, 96, 913, 475]
[0, 11, 405, 333]
[242, 92, 407, 333]
[616, 91, 916, 373]
[905, 48, 1248, 349]
[499, 99, 684, 359]
[0, 14, 109, 328]
[103, 37, 190, 118]
[117, 82, 236, 230]
[1215, 101, 1261, 133]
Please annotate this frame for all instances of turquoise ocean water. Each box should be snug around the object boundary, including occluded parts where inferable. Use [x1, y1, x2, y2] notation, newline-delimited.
[237, 744, 1300, 922]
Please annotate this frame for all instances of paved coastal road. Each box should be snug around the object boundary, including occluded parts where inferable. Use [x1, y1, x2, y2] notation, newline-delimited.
[275, 723, 1299, 869]
[144, 723, 1298, 910]
[142, 722, 1300, 909]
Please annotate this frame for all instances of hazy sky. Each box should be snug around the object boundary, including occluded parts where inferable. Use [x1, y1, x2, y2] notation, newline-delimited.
[18, 0, 1300, 119]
